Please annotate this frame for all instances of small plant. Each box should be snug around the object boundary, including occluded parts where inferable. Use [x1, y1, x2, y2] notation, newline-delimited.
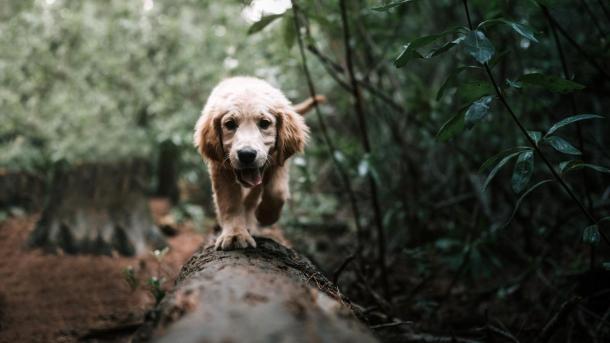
[147, 276, 166, 305]
[122, 266, 139, 291]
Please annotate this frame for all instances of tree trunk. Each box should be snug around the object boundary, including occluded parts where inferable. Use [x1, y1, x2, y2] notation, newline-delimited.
[0, 169, 46, 210]
[133, 236, 378, 343]
[155, 140, 180, 204]
[28, 160, 166, 256]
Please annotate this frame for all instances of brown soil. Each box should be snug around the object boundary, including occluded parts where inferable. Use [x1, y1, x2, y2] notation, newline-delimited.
[0, 198, 204, 343]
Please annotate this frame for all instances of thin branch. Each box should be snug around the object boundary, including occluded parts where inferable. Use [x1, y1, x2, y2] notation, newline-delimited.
[539, 3, 610, 81]
[290, 0, 366, 255]
[339, 0, 390, 300]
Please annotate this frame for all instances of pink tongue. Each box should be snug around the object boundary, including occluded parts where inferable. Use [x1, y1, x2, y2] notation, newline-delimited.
[241, 168, 262, 186]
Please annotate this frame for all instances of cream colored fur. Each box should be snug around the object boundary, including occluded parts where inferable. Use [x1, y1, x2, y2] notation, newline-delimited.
[194, 76, 313, 250]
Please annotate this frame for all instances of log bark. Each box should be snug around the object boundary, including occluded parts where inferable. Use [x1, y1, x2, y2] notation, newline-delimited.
[133, 236, 378, 343]
[28, 160, 166, 256]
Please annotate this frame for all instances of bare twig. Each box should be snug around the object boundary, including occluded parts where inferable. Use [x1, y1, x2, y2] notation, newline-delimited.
[339, 0, 390, 300]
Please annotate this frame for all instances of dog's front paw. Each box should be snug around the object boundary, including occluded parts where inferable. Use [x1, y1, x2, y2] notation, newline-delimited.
[214, 229, 257, 250]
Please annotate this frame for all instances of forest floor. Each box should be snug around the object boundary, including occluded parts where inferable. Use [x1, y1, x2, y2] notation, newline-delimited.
[0, 199, 204, 343]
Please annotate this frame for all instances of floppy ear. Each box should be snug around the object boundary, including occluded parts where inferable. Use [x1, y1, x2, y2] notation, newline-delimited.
[274, 108, 309, 165]
[193, 111, 225, 162]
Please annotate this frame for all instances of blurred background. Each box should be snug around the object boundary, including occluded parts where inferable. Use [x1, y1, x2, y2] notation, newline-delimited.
[0, 0, 609, 342]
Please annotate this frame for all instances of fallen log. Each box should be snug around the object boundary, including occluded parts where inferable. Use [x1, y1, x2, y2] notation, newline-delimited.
[133, 236, 378, 343]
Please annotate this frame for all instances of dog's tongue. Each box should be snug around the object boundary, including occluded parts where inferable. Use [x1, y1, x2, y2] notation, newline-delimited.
[240, 168, 262, 187]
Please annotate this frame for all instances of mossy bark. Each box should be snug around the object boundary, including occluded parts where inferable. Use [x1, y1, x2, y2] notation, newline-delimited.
[133, 237, 378, 343]
[29, 160, 166, 256]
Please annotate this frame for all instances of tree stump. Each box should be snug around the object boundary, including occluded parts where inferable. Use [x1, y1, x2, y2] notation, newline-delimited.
[28, 160, 166, 256]
[133, 237, 378, 343]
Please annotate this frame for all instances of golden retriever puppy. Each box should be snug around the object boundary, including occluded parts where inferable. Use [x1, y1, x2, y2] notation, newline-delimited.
[194, 76, 319, 250]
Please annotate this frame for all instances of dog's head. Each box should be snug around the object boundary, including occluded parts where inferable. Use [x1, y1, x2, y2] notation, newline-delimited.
[194, 77, 310, 187]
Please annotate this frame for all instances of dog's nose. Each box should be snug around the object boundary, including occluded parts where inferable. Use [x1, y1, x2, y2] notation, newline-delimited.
[237, 148, 257, 164]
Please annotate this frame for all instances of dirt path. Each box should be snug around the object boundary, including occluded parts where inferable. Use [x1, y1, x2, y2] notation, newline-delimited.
[0, 200, 204, 342]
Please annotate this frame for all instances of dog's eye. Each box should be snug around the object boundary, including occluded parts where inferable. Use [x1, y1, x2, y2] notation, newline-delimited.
[258, 119, 271, 129]
[224, 120, 237, 130]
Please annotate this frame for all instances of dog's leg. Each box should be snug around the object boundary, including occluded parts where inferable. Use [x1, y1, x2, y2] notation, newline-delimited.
[256, 166, 289, 226]
[210, 165, 257, 250]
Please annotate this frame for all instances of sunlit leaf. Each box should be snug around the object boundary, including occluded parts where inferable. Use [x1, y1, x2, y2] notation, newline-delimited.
[518, 73, 585, 93]
[582, 225, 600, 245]
[462, 30, 495, 64]
[546, 114, 604, 136]
[511, 151, 534, 193]
[464, 95, 494, 129]
[544, 136, 581, 155]
[248, 14, 284, 35]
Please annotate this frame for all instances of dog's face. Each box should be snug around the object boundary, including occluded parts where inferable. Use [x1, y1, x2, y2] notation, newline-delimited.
[195, 80, 309, 188]
[221, 109, 277, 187]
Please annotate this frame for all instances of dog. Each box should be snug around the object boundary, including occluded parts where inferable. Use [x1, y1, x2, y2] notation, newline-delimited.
[194, 76, 321, 250]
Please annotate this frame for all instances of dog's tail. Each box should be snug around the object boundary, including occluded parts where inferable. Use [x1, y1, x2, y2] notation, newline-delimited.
[293, 95, 326, 115]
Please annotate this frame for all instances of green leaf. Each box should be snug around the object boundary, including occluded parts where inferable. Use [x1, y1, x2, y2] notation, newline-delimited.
[544, 136, 582, 155]
[465, 95, 494, 129]
[457, 80, 494, 103]
[518, 73, 585, 93]
[437, 110, 465, 142]
[436, 66, 480, 100]
[482, 151, 523, 190]
[505, 21, 538, 43]
[426, 36, 465, 58]
[248, 14, 284, 35]
[511, 151, 534, 193]
[371, 0, 417, 11]
[560, 160, 610, 174]
[582, 225, 600, 245]
[478, 19, 538, 43]
[502, 179, 553, 229]
[506, 79, 523, 89]
[528, 131, 542, 146]
[395, 27, 465, 67]
[546, 114, 604, 136]
[462, 30, 495, 64]
[282, 15, 295, 49]
[479, 146, 531, 173]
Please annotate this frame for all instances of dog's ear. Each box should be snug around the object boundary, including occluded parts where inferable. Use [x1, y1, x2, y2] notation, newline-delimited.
[274, 107, 309, 165]
[194, 110, 225, 162]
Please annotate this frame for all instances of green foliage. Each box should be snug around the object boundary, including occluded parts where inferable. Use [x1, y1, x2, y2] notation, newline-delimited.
[464, 95, 494, 129]
[122, 266, 139, 291]
[518, 73, 585, 93]
[462, 30, 495, 64]
[511, 151, 534, 193]
[147, 276, 166, 305]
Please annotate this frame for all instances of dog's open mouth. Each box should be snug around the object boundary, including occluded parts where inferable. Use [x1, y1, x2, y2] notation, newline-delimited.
[235, 166, 265, 187]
